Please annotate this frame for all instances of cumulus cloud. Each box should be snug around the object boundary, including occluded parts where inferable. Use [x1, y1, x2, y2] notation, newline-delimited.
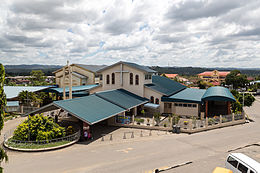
[0, 0, 259, 68]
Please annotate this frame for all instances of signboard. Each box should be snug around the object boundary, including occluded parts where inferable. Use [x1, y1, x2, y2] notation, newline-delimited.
[115, 115, 131, 124]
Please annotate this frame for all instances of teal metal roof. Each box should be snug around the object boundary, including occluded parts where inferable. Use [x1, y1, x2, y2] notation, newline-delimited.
[4, 86, 52, 99]
[46, 84, 99, 93]
[202, 86, 236, 102]
[162, 88, 206, 103]
[95, 89, 148, 109]
[54, 95, 125, 125]
[145, 76, 187, 96]
[7, 101, 19, 107]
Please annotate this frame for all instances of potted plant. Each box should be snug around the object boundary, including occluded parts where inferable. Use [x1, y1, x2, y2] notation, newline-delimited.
[147, 118, 150, 126]
[153, 112, 161, 126]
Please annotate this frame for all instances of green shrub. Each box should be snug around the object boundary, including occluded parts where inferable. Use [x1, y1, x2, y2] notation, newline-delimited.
[134, 118, 144, 123]
[13, 114, 66, 141]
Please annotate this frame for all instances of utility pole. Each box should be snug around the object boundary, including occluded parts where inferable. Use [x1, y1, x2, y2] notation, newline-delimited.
[69, 64, 72, 99]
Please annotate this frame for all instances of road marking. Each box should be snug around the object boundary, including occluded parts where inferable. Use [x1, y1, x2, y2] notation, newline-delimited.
[116, 147, 133, 153]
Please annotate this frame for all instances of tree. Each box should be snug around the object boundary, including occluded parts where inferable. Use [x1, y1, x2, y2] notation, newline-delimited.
[231, 89, 255, 109]
[29, 70, 47, 86]
[225, 70, 249, 89]
[18, 91, 39, 107]
[0, 64, 8, 172]
[13, 114, 66, 141]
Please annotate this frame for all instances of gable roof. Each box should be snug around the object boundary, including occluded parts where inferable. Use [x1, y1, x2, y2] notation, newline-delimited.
[27, 89, 148, 125]
[145, 76, 187, 96]
[54, 95, 125, 124]
[95, 89, 148, 110]
[53, 64, 107, 74]
[202, 86, 236, 102]
[162, 88, 206, 103]
[74, 64, 107, 73]
[198, 71, 230, 76]
[97, 61, 157, 73]
[165, 74, 178, 78]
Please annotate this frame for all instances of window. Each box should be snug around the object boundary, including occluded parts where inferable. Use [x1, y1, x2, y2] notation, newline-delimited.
[145, 74, 152, 80]
[227, 156, 238, 168]
[193, 104, 197, 108]
[99, 75, 103, 80]
[130, 73, 133, 85]
[179, 103, 183, 107]
[238, 163, 248, 173]
[112, 73, 115, 84]
[150, 96, 154, 103]
[183, 104, 187, 107]
[155, 98, 159, 104]
[135, 75, 139, 85]
[106, 74, 110, 84]
[188, 104, 192, 107]
[174, 103, 178, 106]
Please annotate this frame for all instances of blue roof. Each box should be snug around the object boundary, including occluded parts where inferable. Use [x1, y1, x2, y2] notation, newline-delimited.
[54, 95, 125, 125]
[46, 84, 99, 93]
[162, 88, 206, 103]
[202, 86, 236, 102]
[145, 76, 187, 96]
[7, 101, 19, 107]
[95, 89, 148, 109]
[4, 86, 52, 99]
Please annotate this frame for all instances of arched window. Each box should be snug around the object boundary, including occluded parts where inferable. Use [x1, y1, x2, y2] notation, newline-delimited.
[155, 98, 159, 104]
[150, 96, 154, 103]
[106, 74, 110, 84]
[135, 75, 139, 85]
[130, 73, 133, 85]
[112, 73, 115, 84]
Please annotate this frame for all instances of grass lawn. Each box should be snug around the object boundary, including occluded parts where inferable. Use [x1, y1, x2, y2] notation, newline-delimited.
[6, 139, 71, 149]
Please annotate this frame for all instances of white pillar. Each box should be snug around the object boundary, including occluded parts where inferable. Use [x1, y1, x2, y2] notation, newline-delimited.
[62, 67, 66, 100]
[69, 65, 72, 99]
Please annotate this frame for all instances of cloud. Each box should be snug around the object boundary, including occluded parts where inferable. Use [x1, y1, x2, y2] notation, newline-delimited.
[0, 0, 260, 68]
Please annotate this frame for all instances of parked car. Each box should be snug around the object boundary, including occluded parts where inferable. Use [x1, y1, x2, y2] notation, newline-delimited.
[212, 167, 233, 173]
[225, 153, 260, 173]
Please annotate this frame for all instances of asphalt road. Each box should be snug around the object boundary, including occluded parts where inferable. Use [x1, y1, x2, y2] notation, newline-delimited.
[3, 96, 260, 173]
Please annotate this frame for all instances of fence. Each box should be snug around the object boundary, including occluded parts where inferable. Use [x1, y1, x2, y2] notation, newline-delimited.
[179, 113, 246, 134]
[4, 130, 80, 149]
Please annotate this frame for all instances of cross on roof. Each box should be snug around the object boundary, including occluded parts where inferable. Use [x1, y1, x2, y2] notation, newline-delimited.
[114, 64, 129, 86]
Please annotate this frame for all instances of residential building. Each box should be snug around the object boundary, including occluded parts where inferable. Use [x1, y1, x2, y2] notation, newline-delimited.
[198, 70, 230, 85]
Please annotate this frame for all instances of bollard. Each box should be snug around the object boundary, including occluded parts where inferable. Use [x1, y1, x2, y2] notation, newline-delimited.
[149, 130, 152, 136]
[110, 134, 113, 141]
[123, 132, 126, 139]
[140, 130, 143, 137]
[131, 132, 134, 138]
[101, 136, 104, 141]
[165, 130, 167, 134]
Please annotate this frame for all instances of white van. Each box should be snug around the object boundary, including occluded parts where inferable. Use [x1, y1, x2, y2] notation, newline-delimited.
[226, 153, 260, 173]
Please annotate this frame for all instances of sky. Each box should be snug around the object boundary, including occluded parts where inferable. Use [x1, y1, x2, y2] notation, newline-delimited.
[0, 0, 260, 68]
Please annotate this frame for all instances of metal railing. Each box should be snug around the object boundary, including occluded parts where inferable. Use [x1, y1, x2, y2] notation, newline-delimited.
[5, 130, 80, 147]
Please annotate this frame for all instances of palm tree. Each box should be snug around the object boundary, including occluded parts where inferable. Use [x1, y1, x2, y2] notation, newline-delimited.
[0, 64, 8, 172]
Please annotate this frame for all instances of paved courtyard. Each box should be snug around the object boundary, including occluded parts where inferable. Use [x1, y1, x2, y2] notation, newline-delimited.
[2, 96, 260, 173]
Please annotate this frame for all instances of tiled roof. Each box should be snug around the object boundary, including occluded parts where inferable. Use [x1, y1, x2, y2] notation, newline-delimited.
[145, 76, 186, 96]
[198, 71, 230, 76]
[165, 74, 178, 78]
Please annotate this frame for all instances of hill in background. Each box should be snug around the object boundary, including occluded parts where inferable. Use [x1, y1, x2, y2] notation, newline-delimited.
[4, 64, 260, 77]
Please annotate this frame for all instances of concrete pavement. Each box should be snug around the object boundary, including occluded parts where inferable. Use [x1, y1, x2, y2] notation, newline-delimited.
[2, 96, 260, 173]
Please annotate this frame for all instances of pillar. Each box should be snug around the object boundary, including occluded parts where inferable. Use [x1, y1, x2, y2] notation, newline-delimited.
[69, 65, 72, 99]
[205, 101, 208, 118]
[227, 101, 231, 115]
[62, 67, 66, 100]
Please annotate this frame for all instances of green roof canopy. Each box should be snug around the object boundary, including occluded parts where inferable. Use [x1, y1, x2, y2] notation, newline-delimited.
[162, 88, 206, 103]
[54, 95, 125, 124]
[202, 86, 236, 102]
[95, 89, 148, 110]
[28, 89, 148, 125]
[145, 76, 187, 96]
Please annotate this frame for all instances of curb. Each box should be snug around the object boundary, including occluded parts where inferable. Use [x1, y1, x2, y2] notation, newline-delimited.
[4, 138, 79, 152]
